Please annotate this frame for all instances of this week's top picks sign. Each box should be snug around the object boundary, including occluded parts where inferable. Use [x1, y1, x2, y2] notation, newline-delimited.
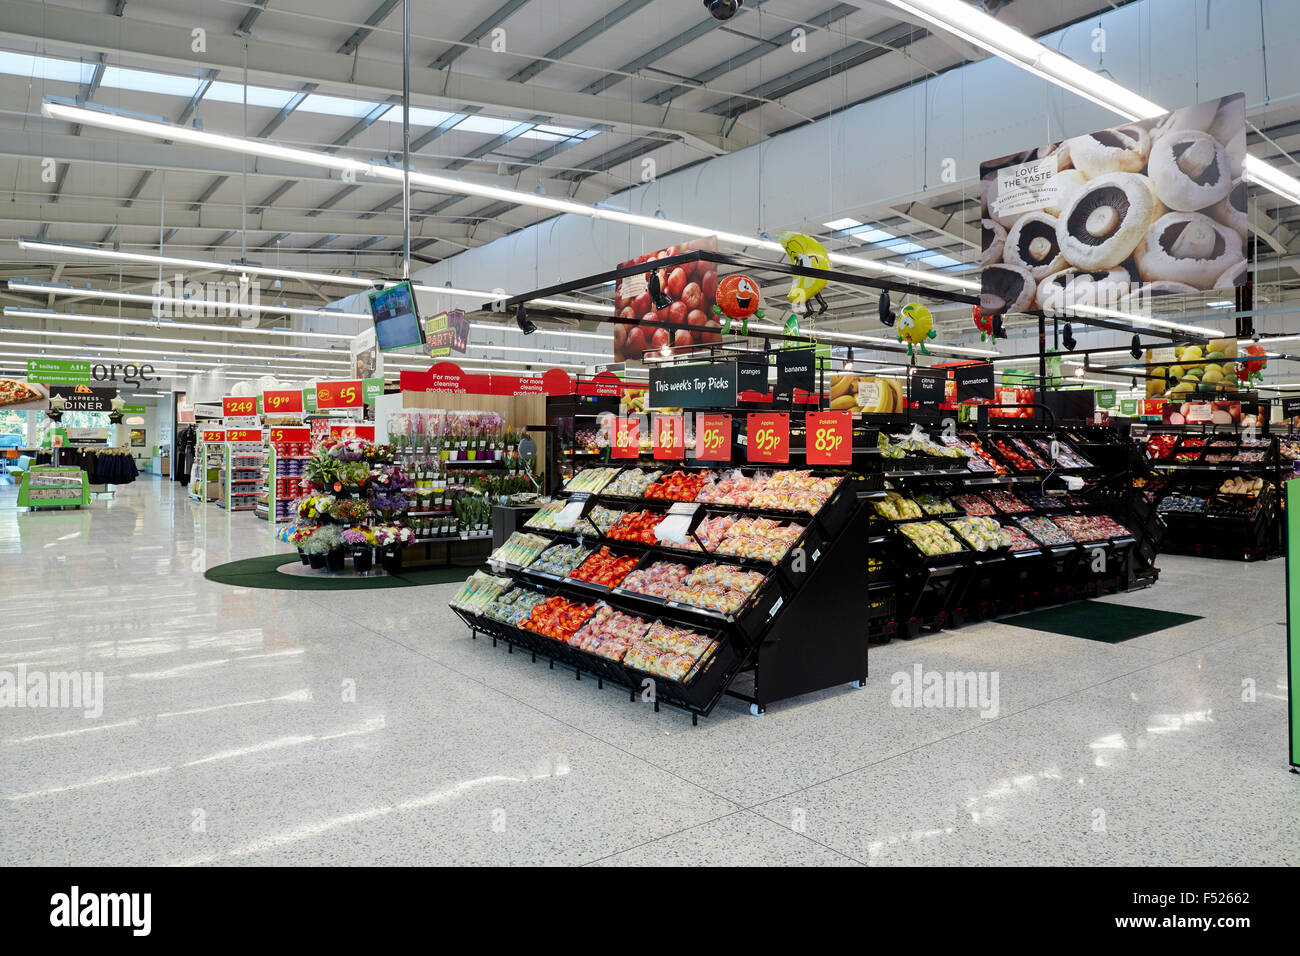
[647, 362, 738, 409]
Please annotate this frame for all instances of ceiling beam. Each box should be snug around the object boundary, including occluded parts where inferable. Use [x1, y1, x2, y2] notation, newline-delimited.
[0, 0, 758, 152]
[889, 201, 978, 248]
[429, 0, 533, 71]
[508, 0, 655, 85]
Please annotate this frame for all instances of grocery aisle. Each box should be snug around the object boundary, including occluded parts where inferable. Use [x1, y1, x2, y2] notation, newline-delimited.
[1, 480, 1294, 865]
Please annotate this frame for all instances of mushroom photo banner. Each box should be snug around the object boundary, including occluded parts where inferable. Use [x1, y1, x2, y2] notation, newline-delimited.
[979, 92, 1247, 325]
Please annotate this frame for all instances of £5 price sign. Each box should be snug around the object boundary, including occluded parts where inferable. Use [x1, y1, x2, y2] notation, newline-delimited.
[268, 427, 310, 444]
[316, 380, 363, 409]
[611, 416, 640, 459]
[653, 414, 685, 460]
[222, 396, 258, 418]
[695, 413, 731, 462]
[746, 412, 789, 464]
[263, 389, 304, 414]
[805, 411, 852, 465]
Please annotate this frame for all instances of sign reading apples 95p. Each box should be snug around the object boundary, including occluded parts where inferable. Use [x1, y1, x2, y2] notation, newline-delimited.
[805, 411, 852, 465]
[316, 380, 363, 409]
[747, 412, 789, 464]
[652, 414, 684, 460]
[696, 413, 731, 462]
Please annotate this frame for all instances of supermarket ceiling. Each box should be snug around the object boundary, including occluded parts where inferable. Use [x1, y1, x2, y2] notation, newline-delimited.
[0, 0, 1131, 286]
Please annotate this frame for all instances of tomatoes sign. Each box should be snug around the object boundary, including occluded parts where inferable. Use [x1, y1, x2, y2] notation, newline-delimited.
[696, 414, 731, 462]
[316, 380, 363, 409]
[269, 427, 310, 444]
[226, 428, 263, 443]
[222, 396, 257, 418]
[652, 414, 685, 460]
[746, 412, 789, 464]
[263, 389, 304, 414]
[611, 417, 640, 459]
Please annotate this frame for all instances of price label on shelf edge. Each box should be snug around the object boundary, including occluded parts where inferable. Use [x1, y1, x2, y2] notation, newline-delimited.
[221, 396, 258, 418]
[611, 416, 640, 459]
[805, 410, 852, 465]
[695, 413, 731, 462]
[652, 414, 685, 460]
[746, 412, 789, 464]
[316, 380, 363, 409]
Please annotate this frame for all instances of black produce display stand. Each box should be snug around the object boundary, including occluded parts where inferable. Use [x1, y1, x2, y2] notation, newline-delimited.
[450, 417, 885, 722]
[491, 503, 541, 548]
[1137, 427, 1291, 561]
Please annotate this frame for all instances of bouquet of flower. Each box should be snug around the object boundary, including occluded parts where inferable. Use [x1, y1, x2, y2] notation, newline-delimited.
[302, 524, 343, 555]
[328, 497, 371, 523]
[326, 439, 369, 462]
[289, 521, 320, 546]
[341, 526, 375, 549]
[373, 524, 415, 548]
[369, 464, 413, 491]
[370, 492, 409, 521]
[297, 494, 336, 520]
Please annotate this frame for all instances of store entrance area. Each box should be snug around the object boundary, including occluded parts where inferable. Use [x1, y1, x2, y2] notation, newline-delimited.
[2, 479, 1292, 866]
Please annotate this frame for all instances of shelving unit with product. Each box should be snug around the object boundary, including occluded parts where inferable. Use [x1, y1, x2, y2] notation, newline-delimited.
[449, 413, 883, 722]
[870, 420, 1155, 636]
[1138, 426, 1290, 560]
[260, 433, 312, 526]
[221, 443, 264, 512]
[191, 434, 225, 503]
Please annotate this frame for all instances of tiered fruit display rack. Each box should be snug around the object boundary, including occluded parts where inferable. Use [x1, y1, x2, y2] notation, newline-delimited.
[1139, 427, 1292, 560]
[449, 419, 883, 722]
[873, 422, 1155, 635]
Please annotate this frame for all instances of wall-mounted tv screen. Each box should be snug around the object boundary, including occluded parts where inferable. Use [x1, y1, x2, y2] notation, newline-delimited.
[368, 280, 425, 352]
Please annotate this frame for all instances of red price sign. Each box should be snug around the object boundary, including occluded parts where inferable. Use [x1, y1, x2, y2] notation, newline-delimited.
[269, 427, 311, 444]
[652, 414, 685, 460]
[329, 424, 376, 441]
[222, 396, 258, 418]
[746, 412, 789, 464]
[201, 429, 225, 443]
[226, 428, 263, 443]
[263, 389, 304, 414]
[316, 380, 363, 409]
[805, 411, 852, 465]
[695, 414, 731, 462]
[611, 416, 640, 459]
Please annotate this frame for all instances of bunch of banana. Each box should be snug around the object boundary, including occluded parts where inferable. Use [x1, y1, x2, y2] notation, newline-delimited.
[830, 375, 902, 413]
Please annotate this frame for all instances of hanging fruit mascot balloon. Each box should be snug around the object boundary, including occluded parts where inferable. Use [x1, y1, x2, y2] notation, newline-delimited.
[777, 231, 830, 316]
[972, 305, 998, 342]
[712, 274, 764, 335]
[1236, 343, 1268, 384]
[897, 302, 937, 357]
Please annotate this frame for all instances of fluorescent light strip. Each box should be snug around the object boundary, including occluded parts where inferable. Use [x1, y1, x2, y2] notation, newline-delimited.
[469, 321, 611, 342]
[3, 306, 357, 341]
[38, 101, 978, 293]
[6, 282, 371, 321]
[1067, 303, 1220, 337]
[4, 326, 347, 357]
[879, 0, 1300, 206]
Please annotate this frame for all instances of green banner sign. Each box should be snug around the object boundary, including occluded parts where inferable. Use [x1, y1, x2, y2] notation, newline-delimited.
[120, 404, 147, 415]
[303, 386, 317, 413]
[1120, 398, 1138, 416]
[1096, 389, 1117, 408]
[26, 359, 91, 385]
[363, 378, 384, 404]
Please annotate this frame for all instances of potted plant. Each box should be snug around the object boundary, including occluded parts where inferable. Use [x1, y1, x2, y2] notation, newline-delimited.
[342, 526, 375, 573]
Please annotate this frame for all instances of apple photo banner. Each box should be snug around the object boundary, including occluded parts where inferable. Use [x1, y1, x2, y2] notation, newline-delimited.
[398, 362, 637, 398]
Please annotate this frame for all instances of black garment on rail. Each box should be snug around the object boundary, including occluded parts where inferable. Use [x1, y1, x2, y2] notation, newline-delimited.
[177, 425, 196, 485]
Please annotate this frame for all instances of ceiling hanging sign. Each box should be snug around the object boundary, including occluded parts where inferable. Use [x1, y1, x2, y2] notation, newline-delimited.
[953, 361, 995, 402]
[222, 396, 259, 418]
[577, 371, 626, 397]
[424, 309, 470, 358]
[908, 368, 946, 409]
[612, 236, 721, 365]
[776, 348, 816, 395]
[48, 385, 118, 412]
[979, 93, 1247, 324]
[315, 380, 364, 409]
[736, 356, 770, 399]
[26, 359, 91, 385]
[263, 389, 304, 415]
[349, 325, 383, 379]
[647, 362, 737, 409]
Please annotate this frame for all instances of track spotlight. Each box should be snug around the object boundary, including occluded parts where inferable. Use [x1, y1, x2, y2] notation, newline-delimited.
[703, 0, 742, 20]
[843, 347, 854, 372]
[647, 270, 671, 310]
[1130, 334, 1142, 360]
[1073, 366, 1085, 379]
[1130, 377, 1138, 389]
[1062, 323, 1076, 351]
[878, 291, 896, 328]
[1083, 353, 1091, 371]
[515, 303, 536, 335]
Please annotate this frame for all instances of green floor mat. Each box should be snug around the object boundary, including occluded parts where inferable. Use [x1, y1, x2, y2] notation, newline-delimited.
[204, 553, 471, 590]
[1003, 600, 1201, 643]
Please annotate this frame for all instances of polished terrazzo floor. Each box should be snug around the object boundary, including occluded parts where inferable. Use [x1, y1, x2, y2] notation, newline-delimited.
[1, 478, 1295, 865]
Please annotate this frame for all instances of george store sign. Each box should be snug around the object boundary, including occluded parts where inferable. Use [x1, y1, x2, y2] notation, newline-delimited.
[695, 413, 731, 462]
[611, 416, 640, 459]
[316, 380, 363, 409]
[652, 414, 685, 459]
[746, 412, 789, 464]
[805, 411, 852, 465]
[648, 362, 737, 409]
[263, 389, 304, 414]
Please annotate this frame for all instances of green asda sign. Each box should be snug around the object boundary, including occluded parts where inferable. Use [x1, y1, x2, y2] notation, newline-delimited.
[120, 405, 147, 415]
[27, 359, 91, 385]
[363, 378, 383, 404]
[1120, 398, 1138, 416]
[303, 387, 317, 413]
[1096, 389, 1117, 409]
